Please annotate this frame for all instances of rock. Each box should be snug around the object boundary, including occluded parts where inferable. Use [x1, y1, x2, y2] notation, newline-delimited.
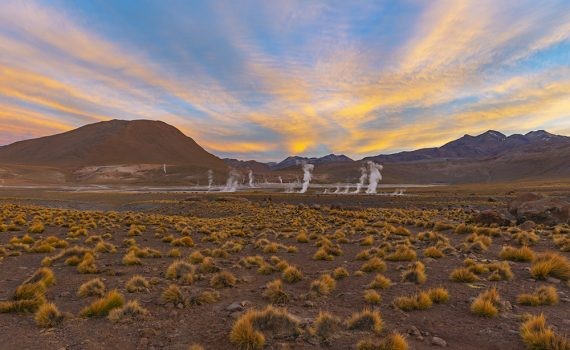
[303, 300, 315, 308]
[546, 277, 561, 284]
[226, 302, 245, 312]
[176, 303, 184, 309]
[509, 193, 570, 225]
[431, 336, 447, 347]
[509, 193, 546, 214]
[408, 326, 423, 340]
[518, 220, 536, 230]
[473, 209, 511, 226]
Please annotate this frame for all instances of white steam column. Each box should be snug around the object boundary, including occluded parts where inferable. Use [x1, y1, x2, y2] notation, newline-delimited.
[299, 162, 314, 194]
[365, 161, 383, 194]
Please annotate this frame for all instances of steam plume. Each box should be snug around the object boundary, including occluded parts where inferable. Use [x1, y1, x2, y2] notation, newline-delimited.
[222, 169, 240, 192]
[366, 161, 383, 194]
[248, 169, 255, 187]
[207, 169, 214, 191]
[353, 166, 368, 193]
[299, 162, 314, 194]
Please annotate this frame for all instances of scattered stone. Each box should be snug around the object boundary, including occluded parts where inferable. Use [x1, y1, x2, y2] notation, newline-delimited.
[226, 302, 245, 312]
[431, 336, 447, 347]
[518, 220, 536, 230]
[303, 300, 315, 308]
[474, 209, 511, 226]
[546, 277, 561, 284]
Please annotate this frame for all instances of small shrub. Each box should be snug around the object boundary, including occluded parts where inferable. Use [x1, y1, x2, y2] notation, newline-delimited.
[210, 271, 237, 289]
[262, 279, 289, 304]
[77, 278, 106, 298]
[499, 246, 534, 262]
[368, 274, 392, 289]
[346, 309, 383, 334]
[108, 300, 149, 322]
[310, 274, 336, 296]
[282, 266, 303, 283]
[361, 257, 387, 273]
[470, 288, 500, 317]
[530, 252, 570, 281]
[311, 311, 341, 341]
[34, 302, 64, 327]
[80, 290, 125, 317]
[517, 286, 558, 306]
[364, 289, 381, 305]
[126, 275, 150, 293]
[450, 268, 478, 282]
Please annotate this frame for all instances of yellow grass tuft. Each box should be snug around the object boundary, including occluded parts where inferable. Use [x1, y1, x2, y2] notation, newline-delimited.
[80, 290, 125, 317]
[517, 286, 558, 306]
[530, 252, 570, 281]
[346, 309, 383, 334]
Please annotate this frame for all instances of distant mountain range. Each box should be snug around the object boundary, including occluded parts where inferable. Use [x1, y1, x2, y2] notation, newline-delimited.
[0, 119, 568, 185]
[364, 130, 569, 163]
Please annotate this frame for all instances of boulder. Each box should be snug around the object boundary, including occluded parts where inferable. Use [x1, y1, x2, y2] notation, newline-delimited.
[508, 193, 545, 215]
[473, 209, 511, 226]
[514, 197, 570, 225]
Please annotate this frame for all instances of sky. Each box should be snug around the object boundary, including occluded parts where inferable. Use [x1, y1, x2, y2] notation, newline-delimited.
[0, 0, 569, 161]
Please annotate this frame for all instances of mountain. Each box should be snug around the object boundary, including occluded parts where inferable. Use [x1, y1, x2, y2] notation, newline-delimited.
[223, 158, 271, 173]
[0, 119, 226, 169]
[270, 154, 353, 170]
[0, 120, 228, 185]
[364, 130, 570, 163]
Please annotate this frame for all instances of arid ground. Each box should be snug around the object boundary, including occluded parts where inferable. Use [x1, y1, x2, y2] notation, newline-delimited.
[0, 182, 569, 350]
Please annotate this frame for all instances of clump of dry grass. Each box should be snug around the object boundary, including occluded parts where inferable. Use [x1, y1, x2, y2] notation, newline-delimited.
[368, 274, 392, 289]
[394, 291, 433, 311]
[34, 302, 64, 327]
[514, 231, 539, 246]
[386, 246, 416, 261]
[345, 309, 383, 334]
[310, 311, 341, 341]
[161, 284, 186, 305]
[108, 300, 149, 322]
[282, 265, 303, 283]
[229, 306, 300, 350]
[450, 267, 478, 282]
[519, 313, 569, 350]
[210, 271, 237, 289]
[427, 287, 450, 304]
[361, 257, 387, 273]
[499, 245, 535, 262]
[356, 333, 409, 350]
[530, 252, 570, 281]
[455, 223, 474, 234]
[424, 246, 444, 259]
[364, 289, 381, 305]
[310, 274, 336, 296]
[80, 290, 125, 317]
[487, 261, 514, 281]
[77, 252, 98, 274]
[402, 262, 427, 284]
[332, 267, 350, 279]
[262, 279, 289, 304]
[126, 275, 150, 293]
[470, 288, 500, 317]
[77, 278, 106, 298]
[0, 267, 54, 314]
[166, 260, 195, 280]
[517, 286, 558, 306]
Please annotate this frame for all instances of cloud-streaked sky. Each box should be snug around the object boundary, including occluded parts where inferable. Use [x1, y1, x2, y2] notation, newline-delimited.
[1, 0, 569, 161]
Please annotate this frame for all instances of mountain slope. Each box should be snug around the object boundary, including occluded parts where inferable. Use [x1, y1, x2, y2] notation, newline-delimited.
[365, 130, 569, 163]
[0, 119, 226, 170]
[270, 154, 353, 170]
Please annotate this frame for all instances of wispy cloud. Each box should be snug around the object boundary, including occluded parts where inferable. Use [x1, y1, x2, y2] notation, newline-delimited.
[0, 0, 568, 160]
